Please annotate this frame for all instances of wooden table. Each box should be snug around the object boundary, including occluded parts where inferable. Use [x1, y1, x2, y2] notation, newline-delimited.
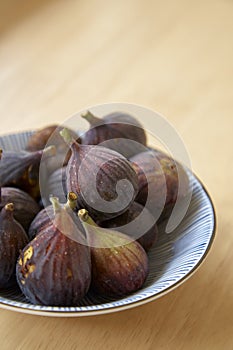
[0, 0, 232, 349]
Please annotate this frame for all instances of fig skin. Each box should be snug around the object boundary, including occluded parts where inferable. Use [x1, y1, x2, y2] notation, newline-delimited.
[78, 209, 149, 298]
[0, 187, 40, 231]
[100, 202, 158, 252]
[0, 146, 55, 188]
[0, 203, 29, 288]
[46, 166, 67, 204]
[61, 129, 139, 221]
[16, 198, 91, 306]
[28, 192, 82, 240]
[28, 205, 54, 240]
[81, 111, 147, 158]
[26, 125, 78, 174]
[130, 149, 190, 222]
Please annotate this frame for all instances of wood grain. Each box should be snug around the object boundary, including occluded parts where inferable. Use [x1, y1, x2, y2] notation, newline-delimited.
[0, 0, 233, 349]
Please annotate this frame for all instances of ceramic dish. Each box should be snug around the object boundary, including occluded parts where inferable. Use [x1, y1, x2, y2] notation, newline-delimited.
[0, 131, 216, 317]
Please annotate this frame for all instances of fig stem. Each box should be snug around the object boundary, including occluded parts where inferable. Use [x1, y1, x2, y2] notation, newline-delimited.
[65, 192, 78, 210]
[42, 145, 56, 159]
[0, 202, 14, 220]
[78, 209, 98, 227]
[50, 196, 61, 214]
[5, 203, 14, 212]
[81, 111, 101, 125]
[60, 128, 74, 146]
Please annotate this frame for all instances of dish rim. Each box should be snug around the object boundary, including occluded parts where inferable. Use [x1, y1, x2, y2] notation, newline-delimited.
[0, 131, 216, 317]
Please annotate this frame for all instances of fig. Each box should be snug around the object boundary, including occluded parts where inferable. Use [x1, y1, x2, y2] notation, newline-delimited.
[16, 197, 91, 306]
[130, 149, 190, 222]
[28, 192, 81, 240]
[13, 164, 41, 201]
[0, 146, 55, 188]
[26, 125, 78, 174]
[60, 128, 139, 221]
[81, 111, 147, 158]
[46, 166, 67, 204]
[78, 209, 149, 298]
[100, 202, 158, 252]
[0, 187, 40, 230]
[0, 203, 29, 288]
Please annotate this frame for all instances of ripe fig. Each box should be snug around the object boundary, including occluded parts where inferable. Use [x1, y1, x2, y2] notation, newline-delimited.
[28, 192, 81, 240]
[81, 111, 147, 158]
[130, 149, 190, 222]
[0, 203, 29, 288]
[13, 164, 41, 201]
[78, 209, 149, 298]
[0, 146, 55, 188]
[46, 166, 67, 204]
[16, 197, 91, 306]
[26, 125, 78, 174]
[0, 187, 40, 230]
[100, 202, 158, 252]
[60, 128, 139, 221]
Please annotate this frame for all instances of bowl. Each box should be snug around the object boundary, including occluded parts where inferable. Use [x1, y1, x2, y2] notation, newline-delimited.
[0, 131, 216, 316]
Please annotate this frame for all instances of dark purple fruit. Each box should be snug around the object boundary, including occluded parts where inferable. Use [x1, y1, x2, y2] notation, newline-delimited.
[26, 125, 78, 174]
[0, 146, 55, 188]
[16, 197, 91, 306]
[78, 209, 149, 298]
[0, 187, 40, 230]
[60, 128, 139, 221]
[130, 149, 190, 222]
[0, 203, 29, 288]
[46, 166, 67, 204]
[100, 202, 158, 252]
[81, 111, 147, 158]
[28, 192, 81, 240]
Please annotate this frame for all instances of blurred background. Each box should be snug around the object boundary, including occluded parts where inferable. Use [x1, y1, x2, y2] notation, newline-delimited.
[1, 0, 232, 204]
[0, 1, 232, 349]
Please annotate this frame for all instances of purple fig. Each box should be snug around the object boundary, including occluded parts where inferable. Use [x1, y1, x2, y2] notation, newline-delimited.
[81, 111, 147, 158]
[0, 203, 29, 287]
[0, 146, 55, 188]
[78, 209, 149, 298]
[130, 149, 190, 222]
[100, 202, 158, 252]
[26, 125, 78, 174]
[28, 192, 82, 240]
[46, 166, 67, 204]
[60, 128, 139, 221]
[0, 187, 40, 230]
[16, 197, 91, 306]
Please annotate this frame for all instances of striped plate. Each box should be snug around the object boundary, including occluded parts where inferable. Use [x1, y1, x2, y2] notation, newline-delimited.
[0, 131, 216, 317]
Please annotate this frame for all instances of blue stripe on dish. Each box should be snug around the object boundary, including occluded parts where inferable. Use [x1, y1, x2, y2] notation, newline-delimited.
[0, 131, 216, 316]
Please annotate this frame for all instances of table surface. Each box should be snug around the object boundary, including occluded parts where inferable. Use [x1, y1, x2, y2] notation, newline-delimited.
[0, 0, 232, 349]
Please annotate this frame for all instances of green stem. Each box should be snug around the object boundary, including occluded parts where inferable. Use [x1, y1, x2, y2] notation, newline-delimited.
[78, 209, 98, 227]
[60, 128, 74, 146]
[65, 192, 78, 210]
[42, 145, 56, 159]
[50, 196, 61, 214]
[81, 110, 101, 125]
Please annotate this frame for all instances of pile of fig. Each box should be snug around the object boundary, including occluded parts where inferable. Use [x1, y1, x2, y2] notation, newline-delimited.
[0, 112, 190, 306]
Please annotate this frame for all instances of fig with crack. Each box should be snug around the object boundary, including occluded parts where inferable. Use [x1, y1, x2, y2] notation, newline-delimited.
[16, 197, 91, 306]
